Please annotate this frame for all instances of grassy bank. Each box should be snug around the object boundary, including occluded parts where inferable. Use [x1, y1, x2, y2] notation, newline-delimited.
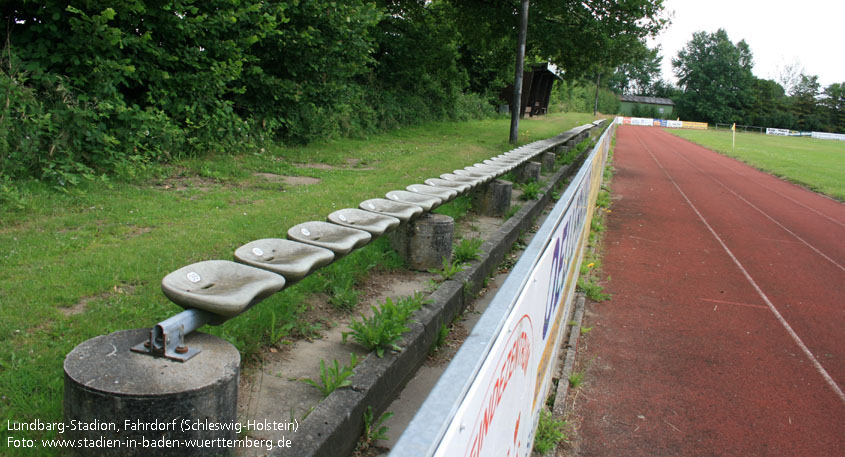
[0, 112, 600, 455]
[666, 129, 845, 200]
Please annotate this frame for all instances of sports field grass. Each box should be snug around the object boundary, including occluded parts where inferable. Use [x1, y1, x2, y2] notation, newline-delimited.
[0, 111, 600, 455]
[665, 128, 845, 201]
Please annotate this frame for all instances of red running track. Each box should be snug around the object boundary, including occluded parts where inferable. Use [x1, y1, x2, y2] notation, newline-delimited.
[570, 126, 844, 456]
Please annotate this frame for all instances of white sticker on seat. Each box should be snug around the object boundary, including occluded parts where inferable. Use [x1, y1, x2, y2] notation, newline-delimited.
[187, 272, 201, 283]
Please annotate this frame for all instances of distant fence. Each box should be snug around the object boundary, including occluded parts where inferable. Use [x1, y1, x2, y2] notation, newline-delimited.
[715, 124, 845, 141]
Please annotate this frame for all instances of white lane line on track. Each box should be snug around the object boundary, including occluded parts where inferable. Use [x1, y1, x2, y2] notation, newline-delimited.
[673, 135, 845, 228]
[659, 134, 844, 272]
[631, 129, 845, 405]
[698, 298, 768, 310]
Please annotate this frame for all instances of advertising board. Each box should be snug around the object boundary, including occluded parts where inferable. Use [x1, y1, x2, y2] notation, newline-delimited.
[681, 121, 708, 130]
[766, 128, 790, 136]
[390, 123, 615, 457]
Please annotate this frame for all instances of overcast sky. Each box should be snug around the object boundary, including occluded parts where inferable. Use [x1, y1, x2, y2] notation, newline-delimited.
[651, 0, 844, 89]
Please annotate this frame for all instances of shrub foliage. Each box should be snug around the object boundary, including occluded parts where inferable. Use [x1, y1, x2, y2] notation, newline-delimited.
[0, 1, 664, 186]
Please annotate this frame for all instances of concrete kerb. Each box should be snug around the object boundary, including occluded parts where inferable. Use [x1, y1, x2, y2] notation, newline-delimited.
[282, 141, 591, 457]
[553, 292, 586, 416]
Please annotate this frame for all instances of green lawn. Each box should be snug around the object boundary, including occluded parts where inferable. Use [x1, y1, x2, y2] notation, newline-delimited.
[665, 128, 845, 201]
[0, 111, 600, 455]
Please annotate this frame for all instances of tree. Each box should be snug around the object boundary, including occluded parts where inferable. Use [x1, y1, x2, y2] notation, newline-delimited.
[447, 0, 668, 83]
[790, 74, 822, 131]
[747, 78, 792, 128]
[608, 46, 663, 95]
[776, 60, 805, 96]
[672, 29, 755, 124]
[821, 83, 845, 132]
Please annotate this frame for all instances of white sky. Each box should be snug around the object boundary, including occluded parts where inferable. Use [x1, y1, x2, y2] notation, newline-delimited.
[650, 0, 845, 88]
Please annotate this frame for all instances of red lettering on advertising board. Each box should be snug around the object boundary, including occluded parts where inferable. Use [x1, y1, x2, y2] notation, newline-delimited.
[468, 320, 531, 457]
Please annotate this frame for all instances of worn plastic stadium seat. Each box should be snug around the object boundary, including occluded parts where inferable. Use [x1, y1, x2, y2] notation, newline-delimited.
[424, 178, 471, 194]
[161, 260, 286, 318]
[406, 184, 458, 202]
[454, 169, 491, 183]
[288, 221, 371, 256]
[385, 190, 442, 211]
[462, 166, 498, 182]
[327, 208, 400, 236]
[359, 198, 423, 223]
[234, 238, 334, 282]
[484, 159, 518, 171]
[440, 173, 482, 189]
[470, 163, 507, 175]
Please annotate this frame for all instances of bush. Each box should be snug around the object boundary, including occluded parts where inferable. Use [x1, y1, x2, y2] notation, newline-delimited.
[1, 1, 499, 186]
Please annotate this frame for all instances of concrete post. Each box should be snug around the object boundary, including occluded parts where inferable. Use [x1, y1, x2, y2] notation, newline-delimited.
[388, 213, 454, 271]
[541, 152, 556, 172]
[472, 179, 512, 217]
[64, 329, 240, 456]
[518, 161, 541, 183]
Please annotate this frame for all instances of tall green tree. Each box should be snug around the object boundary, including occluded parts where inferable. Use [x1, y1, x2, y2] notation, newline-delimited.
[746, 78, 793, 128]
[821, 82, 845, 132]
[790, 74, 823, 131]
[607, 46, 663, 95]
[672, 29, 755, 124]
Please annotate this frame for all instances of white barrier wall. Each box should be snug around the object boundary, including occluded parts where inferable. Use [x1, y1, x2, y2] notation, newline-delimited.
[390, 123, 615, 457]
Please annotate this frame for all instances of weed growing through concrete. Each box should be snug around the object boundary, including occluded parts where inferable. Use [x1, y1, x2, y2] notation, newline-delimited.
[454, 237, 483, 263]
[577, 276, 611, 302]
[532, 408, 568, 454]
[504, 203, 522, 220]
[356, 406, 394, 454]
[343, 294, 426, 357]
[300, 353, 359, 398]
[568, 371, 585, 388]
[430, 323, 451, 355]
[518, 180, 543, 200]
[429, 256, 466, 281]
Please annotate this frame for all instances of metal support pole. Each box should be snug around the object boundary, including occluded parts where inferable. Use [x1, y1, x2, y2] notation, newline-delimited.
[509, 0, 530, 145]
[131, 308, 215, 362]
[593, 72, 601, 116]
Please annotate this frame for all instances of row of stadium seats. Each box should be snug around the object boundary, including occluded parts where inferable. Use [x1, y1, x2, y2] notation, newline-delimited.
[157, 121, 604, 326]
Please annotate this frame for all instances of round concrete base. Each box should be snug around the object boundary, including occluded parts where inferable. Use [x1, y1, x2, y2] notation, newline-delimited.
[389, 213, 454, 271]
[63, 329, 240, 456]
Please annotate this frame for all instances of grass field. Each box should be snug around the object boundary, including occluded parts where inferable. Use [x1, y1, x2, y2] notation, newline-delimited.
[0, 111, 600, 455]
[665, 128, 845, 201]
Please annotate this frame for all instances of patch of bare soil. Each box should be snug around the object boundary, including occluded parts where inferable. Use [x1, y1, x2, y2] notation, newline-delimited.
[252, 172, 322, 186]
[158, 175, 218, 192]
[61, 282, 139, 317]
[299, 159, 375, 171]
[236, 270, 435, 457]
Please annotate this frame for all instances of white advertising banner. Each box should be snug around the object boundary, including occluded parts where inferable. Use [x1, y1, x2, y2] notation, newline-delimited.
[630, 117, 654, 126]
[429, 126, 612, 457]
[766, 128, 791, 136]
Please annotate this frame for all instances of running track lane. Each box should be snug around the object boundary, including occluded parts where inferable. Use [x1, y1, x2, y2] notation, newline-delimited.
[569, 126, 844, 457]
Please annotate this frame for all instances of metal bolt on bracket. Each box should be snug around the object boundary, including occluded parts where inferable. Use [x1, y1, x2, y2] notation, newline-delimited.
[131, 308, 214, 362]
